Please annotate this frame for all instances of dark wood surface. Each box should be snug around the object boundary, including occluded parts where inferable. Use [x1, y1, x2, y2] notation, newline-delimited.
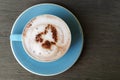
[0, 0, 120, 80]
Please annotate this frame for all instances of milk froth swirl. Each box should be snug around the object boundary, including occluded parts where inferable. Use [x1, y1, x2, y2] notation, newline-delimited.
[23, 14, 71, 62]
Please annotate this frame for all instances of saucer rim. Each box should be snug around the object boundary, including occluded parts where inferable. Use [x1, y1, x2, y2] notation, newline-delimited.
[10, 3, 84, 76]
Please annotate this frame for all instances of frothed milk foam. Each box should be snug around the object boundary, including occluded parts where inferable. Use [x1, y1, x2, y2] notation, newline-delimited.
[22, 14, 71, 62]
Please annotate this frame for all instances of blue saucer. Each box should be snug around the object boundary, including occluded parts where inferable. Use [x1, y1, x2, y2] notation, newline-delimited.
[10, 3, 84, 76]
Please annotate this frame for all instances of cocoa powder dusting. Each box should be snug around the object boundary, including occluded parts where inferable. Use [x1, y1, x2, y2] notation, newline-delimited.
[35, 32, 43, 42]
[42, 40, 56, 49]
[23, 31, 26, 36]
[46, 24, 57, 42]
[44, 29, 48, 34]
[35, 36, 40, 42]
[39, 38, 43, 42]
[42, 40, 51, 49]
[26, 23, 32, 28]
[51, 25, 57, 42]
[35, 24, 58, 49]
[51, 42, 55, 45]
[23, 23, 32, 36]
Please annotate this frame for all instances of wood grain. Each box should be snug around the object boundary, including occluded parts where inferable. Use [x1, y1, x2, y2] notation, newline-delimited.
[0, 0, 120, 80]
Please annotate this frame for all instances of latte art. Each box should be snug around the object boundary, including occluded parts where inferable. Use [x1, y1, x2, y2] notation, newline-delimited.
[22, 14, 71, 62]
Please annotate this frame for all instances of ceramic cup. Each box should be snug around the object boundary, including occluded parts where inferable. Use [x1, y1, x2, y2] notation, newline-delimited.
[10, 14, 71, 62]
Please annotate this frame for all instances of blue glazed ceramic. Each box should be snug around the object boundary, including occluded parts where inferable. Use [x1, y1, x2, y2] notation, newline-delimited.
[10, 3, 84, 76]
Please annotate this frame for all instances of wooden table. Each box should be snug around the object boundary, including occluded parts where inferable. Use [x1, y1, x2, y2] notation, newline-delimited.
[0, 0, 120, 80]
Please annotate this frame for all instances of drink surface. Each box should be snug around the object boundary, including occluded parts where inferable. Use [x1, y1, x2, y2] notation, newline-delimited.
[22, 14, 71, 62]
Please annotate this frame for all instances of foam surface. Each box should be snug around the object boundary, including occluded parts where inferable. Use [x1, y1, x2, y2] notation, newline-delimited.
[22, 14, 71, 62]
